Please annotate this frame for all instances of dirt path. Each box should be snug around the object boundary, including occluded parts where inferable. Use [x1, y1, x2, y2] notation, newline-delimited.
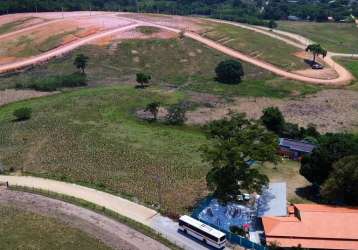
[112, 14, 353, 85]
[0, 189, 169, 250]
[0, 12, 354, 86]
[0, 175, 218, 250]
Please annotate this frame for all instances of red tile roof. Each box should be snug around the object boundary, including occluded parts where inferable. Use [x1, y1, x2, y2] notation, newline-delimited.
[262, 204, 358, 249]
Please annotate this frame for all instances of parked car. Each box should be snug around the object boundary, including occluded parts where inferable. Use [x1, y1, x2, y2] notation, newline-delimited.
[312, 63, 324, 69]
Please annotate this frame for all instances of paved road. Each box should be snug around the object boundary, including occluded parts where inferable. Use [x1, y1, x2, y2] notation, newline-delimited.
[0, 175, 226, 250]
[0, 189, 169, 250]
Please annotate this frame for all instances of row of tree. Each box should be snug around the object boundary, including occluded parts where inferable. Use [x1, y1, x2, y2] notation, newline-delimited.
[261, 106, 358, 205]
[0, 0, 356, 23]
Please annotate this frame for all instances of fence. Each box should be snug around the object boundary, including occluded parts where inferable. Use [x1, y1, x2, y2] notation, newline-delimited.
[191, 196, 267, 250]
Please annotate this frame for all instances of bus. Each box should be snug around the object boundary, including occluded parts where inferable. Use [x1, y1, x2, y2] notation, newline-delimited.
[178, 215, 227, 249]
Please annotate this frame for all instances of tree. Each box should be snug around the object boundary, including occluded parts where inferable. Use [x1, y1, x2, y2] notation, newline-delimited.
[305, 44, 327, 64]
[136, 73, 151, 88]
[145, 102, 160, 121]
[165, 102, 188, 125]
[321, 156, 358, 205]
[13, 107, 32, 121]
[203, 113, 278, 203]
[261, 107, 285, 135]
[74, 54, 89, 74]
[215, 60, 244, 84]
[300, 133, 358, 185]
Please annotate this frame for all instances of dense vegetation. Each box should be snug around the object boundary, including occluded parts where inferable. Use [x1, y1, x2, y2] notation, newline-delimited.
[0, 0, 356, 24]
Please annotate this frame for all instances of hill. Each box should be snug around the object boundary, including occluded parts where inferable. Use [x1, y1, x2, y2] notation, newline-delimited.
[277, 21, 358, 53]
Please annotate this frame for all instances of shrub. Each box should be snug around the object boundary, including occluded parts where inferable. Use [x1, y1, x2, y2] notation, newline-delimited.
[13, 107, 32, 121]
[26, 73, 87, 91]
[229, 225, 246, 236]
[215, 60, 244, 84]
[165, 102, 188, 125]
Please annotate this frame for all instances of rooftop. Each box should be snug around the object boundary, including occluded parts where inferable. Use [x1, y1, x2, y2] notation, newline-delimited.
[262, 204, 358, 249]
[257, 182, 287, 218]
[279, 138, 316, 153]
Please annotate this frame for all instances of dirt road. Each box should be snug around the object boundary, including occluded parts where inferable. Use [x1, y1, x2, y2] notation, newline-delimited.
[0, 23, 140, 74]
[0, 12, 354, 85]
[0, 189, 169, 250]
[0, 175, 218, 250]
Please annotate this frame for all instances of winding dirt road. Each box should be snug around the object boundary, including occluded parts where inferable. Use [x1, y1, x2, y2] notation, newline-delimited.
[0, 12, 354, 85]
[0, 189, 169, 250]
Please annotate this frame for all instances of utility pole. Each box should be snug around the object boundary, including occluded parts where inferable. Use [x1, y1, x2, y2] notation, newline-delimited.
[61, 7, 64, 19]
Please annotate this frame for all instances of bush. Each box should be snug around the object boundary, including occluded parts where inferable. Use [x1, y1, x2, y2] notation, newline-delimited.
[229, 225, 246, 236]
[25, 73, 87, 91]
[13, 107, 32, 121]
[165, 102, 188, 125]
[215, 60, 244, 84]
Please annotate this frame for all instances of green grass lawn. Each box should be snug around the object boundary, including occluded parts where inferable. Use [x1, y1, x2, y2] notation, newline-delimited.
[0, 205, 110, 250]
[201, 21, 307, 70]
[0, 86, 209, 214]
[277, 21, 358, 54]
[0, 38, 320, 98]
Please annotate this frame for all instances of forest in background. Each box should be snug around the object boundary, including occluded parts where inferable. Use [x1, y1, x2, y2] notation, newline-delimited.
[0, 0, 357, 25]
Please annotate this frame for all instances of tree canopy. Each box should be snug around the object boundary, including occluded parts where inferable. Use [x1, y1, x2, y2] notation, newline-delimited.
[215, 60, 244, 84]
[202, 113, 278, 203]
[0, 0, 355, 24]
[300, 133, 358, 185]
[321, 155, 358, 205]
[305, 44, 327, 63]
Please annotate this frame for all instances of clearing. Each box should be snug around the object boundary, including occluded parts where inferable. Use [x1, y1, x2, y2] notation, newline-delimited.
[277, 21, 358, 54]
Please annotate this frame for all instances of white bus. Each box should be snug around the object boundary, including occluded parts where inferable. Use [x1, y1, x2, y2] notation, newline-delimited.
[178, 215, 227, 249]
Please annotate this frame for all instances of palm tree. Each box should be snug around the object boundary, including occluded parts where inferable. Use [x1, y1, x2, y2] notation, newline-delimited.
[145, 102, 160, 121]
[74, 54, 89, 74]
[305, 44, 327, 64]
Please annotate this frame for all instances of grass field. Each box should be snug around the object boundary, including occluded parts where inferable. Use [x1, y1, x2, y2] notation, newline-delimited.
[258, 159, 312, 204]
[0, 86, 209, 214]
[0, 17, 39, 35]
[201, 21, 307, 70]
[0, 205, 110, 250]
[0, 38, 320, 98]
[336, 58, 358, 91]
[277, 21, 358, 53]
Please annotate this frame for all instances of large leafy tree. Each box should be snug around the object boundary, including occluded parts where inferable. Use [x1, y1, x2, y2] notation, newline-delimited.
[261, 107, 285, 135]
[321, 155, 358, 205]
[202, 113, 278, 203]
[300, 133, 358, 185]
[215, 60, 244, 84]
[305, 44, 327, 64]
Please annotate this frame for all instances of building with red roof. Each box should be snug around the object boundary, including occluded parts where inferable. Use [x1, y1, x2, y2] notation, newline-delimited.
[262, 204, 358, 249]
